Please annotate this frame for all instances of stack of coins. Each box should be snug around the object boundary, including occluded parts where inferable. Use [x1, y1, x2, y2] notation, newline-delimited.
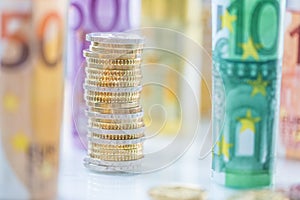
[82, 32, 145, 172]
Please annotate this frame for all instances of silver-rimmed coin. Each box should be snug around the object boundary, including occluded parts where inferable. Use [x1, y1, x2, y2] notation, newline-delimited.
[86, 110, 144, 119]
[88, 143, 144, 150]
[149, 185, 207, 200]
[88, 132, 145, 140]
[85, 57, 142, 66]
[85, 79, 141, 88]
[88, 106, 143, 114]
[88, 135, 145, 145]
[88, 121, 145, 130]
[86, 102, 141, 109]
[85, 67, 142, 76]
[83, 49, 142, 60]
[87, 127, 145, 135]
[89, 153, 144, 162]
[89, 45, 143, 54]
[83, 84, 142, 93]
[84, 157, 142, 172]
[86, 63, 141, 70]
[86, 32, 144, 45]
[84, 97, 140, 105]
[88, 117, 143, 124]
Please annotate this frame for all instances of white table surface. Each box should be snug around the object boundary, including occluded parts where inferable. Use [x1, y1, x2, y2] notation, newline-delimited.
[58, 83, 300, 200]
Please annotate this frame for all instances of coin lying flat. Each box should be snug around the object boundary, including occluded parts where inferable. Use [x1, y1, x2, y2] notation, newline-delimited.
[89, 143, 144, 150]
[149, 185, 207, 200]
[228, 190, 289, 200]
[289, 183, 300, 200]
[84, 157, 142, 173]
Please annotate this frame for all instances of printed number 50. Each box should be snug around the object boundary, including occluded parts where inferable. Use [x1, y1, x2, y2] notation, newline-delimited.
[1, 12, 62, 68]
[1, 13, 30, 68]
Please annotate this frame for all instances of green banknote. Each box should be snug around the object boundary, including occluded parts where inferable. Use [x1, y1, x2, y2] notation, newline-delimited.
[211, 0, 285, 188]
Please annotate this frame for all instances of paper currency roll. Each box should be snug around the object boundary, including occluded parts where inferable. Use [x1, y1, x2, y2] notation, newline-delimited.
[0, 0, 65, 199]
[212, 0, 285, 188]
[279, 0, 300, 160]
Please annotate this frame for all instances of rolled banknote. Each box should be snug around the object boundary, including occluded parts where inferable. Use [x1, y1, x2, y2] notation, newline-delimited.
[0, 0, 65, 198]
[211, 0, 285, 188]
[279, 0, 300, 160]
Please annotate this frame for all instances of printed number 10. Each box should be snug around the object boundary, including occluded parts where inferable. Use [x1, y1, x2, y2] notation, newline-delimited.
[218, 0, 280, 56]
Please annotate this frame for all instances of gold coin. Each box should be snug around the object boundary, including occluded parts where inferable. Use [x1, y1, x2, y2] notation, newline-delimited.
[88, 106, 143, 114]
[85, 79, 141, 88]
[83, 49, 142, 60]
[85, 96, 140, 104]
[90, 42, 144, 49]
[85, 90, 141, 96]
[85, 75, 142, 82]
[86, 110, 144, 120]
[89, 153, 144, 161]
[89, 146, 143, 154]
[86, 33, 144, 46]
[88, 150, 143, 157]
[85, 57, 142, 66]
[86, 102, 140, 109]
[86, 63, 140, 70]
[85, 72, 142, 79]
[88, 117, 143, 124]
[84, 92, 141, 99]
[85, 70, 142, 79]
[149, 185, 207, 200]
[228, 190, 288, 200]
[89, 132, 144, 140]
[89, 143, 143, 150]
[85, 97, 140, 105]
[89, 45, 143, 54]
[85, 67, 142, 76]
[86, 67, 142, 73]
[88, 121, 145, 130]
[85, 75, 142, 83]
[84, 89, 141, 96]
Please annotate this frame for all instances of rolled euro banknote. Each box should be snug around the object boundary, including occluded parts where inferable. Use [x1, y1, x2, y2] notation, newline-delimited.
[211, 0, 285, 188]
[279, 0, 300, 160]
[0, 0, 65, 198]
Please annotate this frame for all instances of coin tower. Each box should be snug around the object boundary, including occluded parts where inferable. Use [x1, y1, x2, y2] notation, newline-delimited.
[83, 32, 145, 172]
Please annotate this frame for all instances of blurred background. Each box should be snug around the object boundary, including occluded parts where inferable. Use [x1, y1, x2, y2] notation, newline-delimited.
[2, 0, 299, 199]
[0, 0, 212, 198]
